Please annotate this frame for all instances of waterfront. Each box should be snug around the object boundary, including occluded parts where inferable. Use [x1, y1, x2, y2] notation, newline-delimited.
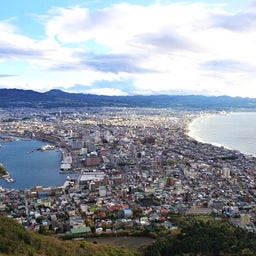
[2, 111, 256, 190]
[1, 108, 256, 238]
[188, 112, 256, 156]
[0, 138, 66, 189]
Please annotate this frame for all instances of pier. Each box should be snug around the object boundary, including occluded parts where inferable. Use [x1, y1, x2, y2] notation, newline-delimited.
[3, 176, 15, 183]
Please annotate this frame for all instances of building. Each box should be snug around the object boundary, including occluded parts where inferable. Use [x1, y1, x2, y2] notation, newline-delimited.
[78, 171, 105, 185]
[99, 185, 107, 197]
[240, 213, 250, 227]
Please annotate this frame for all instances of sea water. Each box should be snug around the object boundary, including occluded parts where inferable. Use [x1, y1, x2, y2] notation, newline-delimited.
[188, 112, 256, 156]
[0, 138, 67, 190]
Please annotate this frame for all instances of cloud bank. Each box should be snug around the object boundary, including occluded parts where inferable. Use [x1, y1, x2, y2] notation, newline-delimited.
[0, 1, 256, 97]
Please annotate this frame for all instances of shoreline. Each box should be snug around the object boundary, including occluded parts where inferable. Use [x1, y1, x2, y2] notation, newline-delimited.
[0, 164, 15, 183]
[185, 111, 256, 157]
[185, 112, 213, 143]
[186, 112, 233, 148]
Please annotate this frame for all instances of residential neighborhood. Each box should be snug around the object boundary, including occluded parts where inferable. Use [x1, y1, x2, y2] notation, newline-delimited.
[0, 107, 256, 238]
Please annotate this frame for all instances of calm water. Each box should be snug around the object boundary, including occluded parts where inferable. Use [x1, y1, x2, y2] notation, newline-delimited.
[0, 138, 67, 189]
[188, 112, 256, 156]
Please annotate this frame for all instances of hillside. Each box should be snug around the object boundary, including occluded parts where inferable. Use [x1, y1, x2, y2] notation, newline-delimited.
[0, 215, 139, 256]
[2, 214, 256, 255]
[146, 216, 256, 256]
[1, 88, 256, 110]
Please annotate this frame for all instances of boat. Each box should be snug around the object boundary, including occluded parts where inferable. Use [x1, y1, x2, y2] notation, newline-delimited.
[41, 145, 55, 151]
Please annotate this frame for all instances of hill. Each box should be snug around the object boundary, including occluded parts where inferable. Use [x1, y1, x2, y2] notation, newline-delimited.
[146, 216, 256, 256]
[1, 88, 256, 110]
[2, 214, 256, 255]
[0, 215, 139, 256]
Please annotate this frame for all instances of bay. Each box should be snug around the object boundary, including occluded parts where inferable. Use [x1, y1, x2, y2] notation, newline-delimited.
[188, 112, 256, 156]
[0, 138, 67, 190]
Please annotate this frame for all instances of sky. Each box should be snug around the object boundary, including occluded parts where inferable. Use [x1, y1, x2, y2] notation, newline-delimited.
[1, 0, 256, 97]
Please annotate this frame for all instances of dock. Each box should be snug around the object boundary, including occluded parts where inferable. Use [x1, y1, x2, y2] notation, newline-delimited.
[2, 174, 15, 183]
[4, 176, 15, 183]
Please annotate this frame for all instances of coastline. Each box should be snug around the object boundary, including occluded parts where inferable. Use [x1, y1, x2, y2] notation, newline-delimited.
[0, 164, 15, 183]
[185, 112, 214, 143]
[186, 111, 256, 157]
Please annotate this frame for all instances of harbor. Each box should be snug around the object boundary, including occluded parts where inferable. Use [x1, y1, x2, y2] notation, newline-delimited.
[0, 139, 65, 189]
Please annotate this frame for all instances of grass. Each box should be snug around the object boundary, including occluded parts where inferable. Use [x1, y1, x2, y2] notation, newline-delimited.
[0, 215, 140, 256]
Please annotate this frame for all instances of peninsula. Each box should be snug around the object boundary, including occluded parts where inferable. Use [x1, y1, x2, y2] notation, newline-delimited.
[0, 163, 7, 177]
[0, 163, 15, 183]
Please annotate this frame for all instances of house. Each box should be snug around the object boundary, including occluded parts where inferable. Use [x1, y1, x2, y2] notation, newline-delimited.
[70, 225, 91, 236]
[118, 208, 133, 219]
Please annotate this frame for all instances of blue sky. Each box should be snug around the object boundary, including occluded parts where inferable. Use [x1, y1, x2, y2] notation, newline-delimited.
[1, 0, 256, 97]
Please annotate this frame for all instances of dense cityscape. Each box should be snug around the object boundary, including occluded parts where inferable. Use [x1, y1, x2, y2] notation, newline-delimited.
[3, 0, 256, 253]
[0, 107, 256, 239]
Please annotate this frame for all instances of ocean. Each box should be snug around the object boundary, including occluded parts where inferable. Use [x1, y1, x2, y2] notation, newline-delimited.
[0, 138, 67, 190]
[188, 112, 256, 156]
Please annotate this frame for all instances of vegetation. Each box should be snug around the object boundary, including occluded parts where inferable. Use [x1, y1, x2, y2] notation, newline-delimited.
[0, 215, 139, 256]
[2, 212, 256, 256]
[146, 215, 256, 256]
[0, 164, 7, 177]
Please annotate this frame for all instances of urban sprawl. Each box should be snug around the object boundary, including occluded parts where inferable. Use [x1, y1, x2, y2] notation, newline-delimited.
[0, 107, 255, 237]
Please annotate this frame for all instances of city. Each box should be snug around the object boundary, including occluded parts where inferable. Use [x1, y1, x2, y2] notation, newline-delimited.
[0, 107, 256, 241]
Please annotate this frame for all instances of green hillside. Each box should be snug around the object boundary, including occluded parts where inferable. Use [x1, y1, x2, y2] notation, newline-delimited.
[146, 216, 256, 256]
[0, 215, 139, 256]
[2, 213, 256, 256]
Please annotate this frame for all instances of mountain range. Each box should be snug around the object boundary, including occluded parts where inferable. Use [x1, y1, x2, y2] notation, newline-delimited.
[1, 88, 256, 110]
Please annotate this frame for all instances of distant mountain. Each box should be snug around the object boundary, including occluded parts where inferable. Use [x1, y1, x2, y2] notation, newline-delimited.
[0, 88, 256, 110]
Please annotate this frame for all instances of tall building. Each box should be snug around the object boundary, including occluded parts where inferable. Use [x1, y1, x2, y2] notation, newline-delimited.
[240, 213, 250, 227]
[222, 168, 231, 178]
[89, 182, 96, 192]
[99, 185, 107, 197]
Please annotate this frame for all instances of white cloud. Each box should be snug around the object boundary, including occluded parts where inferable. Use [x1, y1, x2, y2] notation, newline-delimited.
[84, 87, 128, 96]
[1, 1, 256, 96]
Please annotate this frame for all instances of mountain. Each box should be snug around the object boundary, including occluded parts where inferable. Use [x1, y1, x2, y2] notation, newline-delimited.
[1, 88, 256, 110]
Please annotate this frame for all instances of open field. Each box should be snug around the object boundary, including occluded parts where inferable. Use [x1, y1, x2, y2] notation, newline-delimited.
[86, 236, 155, 249]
